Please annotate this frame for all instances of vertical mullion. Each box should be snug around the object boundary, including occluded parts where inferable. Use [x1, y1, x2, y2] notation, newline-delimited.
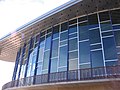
[48, 27, 53, 82]
[97, 12, 107, 76]
[12, 48, 21, 81]
[17, 44, 26, 81]
[24, 37, 33, 84]
[33, 32, 41, 84]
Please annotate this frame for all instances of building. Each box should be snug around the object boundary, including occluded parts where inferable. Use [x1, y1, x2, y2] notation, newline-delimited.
[1, 0, 120, 90]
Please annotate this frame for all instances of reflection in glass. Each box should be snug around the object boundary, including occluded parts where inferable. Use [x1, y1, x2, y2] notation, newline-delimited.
[51, 39, 59, 57]
[100, 21, 112, 31]
[69, 25, 77, 34]
[79, 22, 89, 41]
[114, 31, 120, 46]
[79, 41, 90, 63]
[45, 34, 51, 50]
[43, 50, 50, 70]
[69, 51, 78, 59]
[89, 28, 101, 44]
[53, 25, 59, 39]
[103, 37, 117, 60]
[59, 46, 68, 67]
[69, 59, 78, 70]
[91, 50, 104, 68]
[88, 14, 99, 28]
[69, 38, 78, 51]
[60, 31, 68, 41]
[99, 11, 110, 21]
[50, 58, 58, 73]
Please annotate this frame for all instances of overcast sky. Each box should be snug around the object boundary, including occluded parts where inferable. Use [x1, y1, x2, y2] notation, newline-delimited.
[0, 0, 70, 89]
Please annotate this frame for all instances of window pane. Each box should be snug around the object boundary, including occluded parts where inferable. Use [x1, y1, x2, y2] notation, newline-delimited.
[38, 48, 44, 62]
[51, 39, 59, 57]
[60, 40, 67, 46]
[69, 33, 77, 39]
[69, 19, 77, 25]
[50, 58, 58, 73]
[90, 44, 102, 50]
[47, 28, 52, 34]
[58, 67, 67, 72]
[69, 25, 77, 34]
[88, 14, 99, 28]
[89, 28, 101, 44]
[79, 41, 90, 63]
[53, 25, 59, 39]
[43, 50, 50, 70]
[99, 11, 110, 21]
[103, 37, 117, 60]
[114, 31, 120, 46]
[78, 16, 87, 22]
[100, 21, 112, 31]
[69, 51, 78, 59]
[79, 22, 89, 40]
[69, 38, 78, 51]
[91, 50, 104, 68]
[106, 61, 118, 66]
[61, 22, 68, 31]
[45, 34, 51, 50]
[60, 31, 68, 41]
[37, 66, 42, 75]
[111, 9, 120, 24]
[69, 59, 78, 70]
[80, 64, 91, 69]
[102, 31, 113, 37]
[59, 46, 68, 67]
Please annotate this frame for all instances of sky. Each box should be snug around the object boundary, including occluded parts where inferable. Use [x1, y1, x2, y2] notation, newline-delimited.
[0, 0, 69, 89]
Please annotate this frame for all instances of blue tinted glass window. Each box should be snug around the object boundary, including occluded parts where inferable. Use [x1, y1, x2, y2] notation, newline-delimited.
[103, 37, 117, 60]
[69, 51, 78, 59]
[114, 31, 120, 46]
[113, 25, 120, 30]
[59, 46, 68, 67]
[91, 50, 104, 68]
[53, 25, 59, 39]
[51, 39, 59, 57]
[58, 67, 67, 72]
[69, 25, 77, 34]
[69, 33, 77, 39]
[79, 41, 90, 63]
[78, 16, 87, 22]
[88, 14, 99, 28]
[79, 22, 89, 40]
[69, 59, 78, 70]
[36, 66, 42, 75]
[61, 22, 68, 32]
[40, 36, 45, 45]
[38, 48, 44, 62]
[111, 9, 120, 24]
[50, 58, 58, 73]
[106, 61, 118, 66]
[100, 21, 112, 31]
[45, 34, 51, 50]
[69, 19, 77, 25]
[99, 11, 110, 21]
[80, 64, 91, 69]
[60, 31, 68, 41]
[43, 50, 50, 70]
[102, 31, 113, 37]
[60, 40, 67, 46]
[90, 44, 102, 50]
[89, 29, 101, 44]
[69, 38, 78, 51]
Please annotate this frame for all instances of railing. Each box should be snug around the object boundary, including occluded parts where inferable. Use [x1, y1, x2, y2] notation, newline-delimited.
[2, 65, 120, 90]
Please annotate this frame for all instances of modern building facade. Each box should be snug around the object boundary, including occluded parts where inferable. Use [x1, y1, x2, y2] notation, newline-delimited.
[1, 0, 120, 90]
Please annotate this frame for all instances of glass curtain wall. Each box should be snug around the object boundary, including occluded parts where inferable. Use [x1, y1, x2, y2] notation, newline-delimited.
[13, 8, 120, 82]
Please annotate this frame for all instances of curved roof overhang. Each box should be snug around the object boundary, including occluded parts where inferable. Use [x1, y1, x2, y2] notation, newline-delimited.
[0, 0, 120, 62]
